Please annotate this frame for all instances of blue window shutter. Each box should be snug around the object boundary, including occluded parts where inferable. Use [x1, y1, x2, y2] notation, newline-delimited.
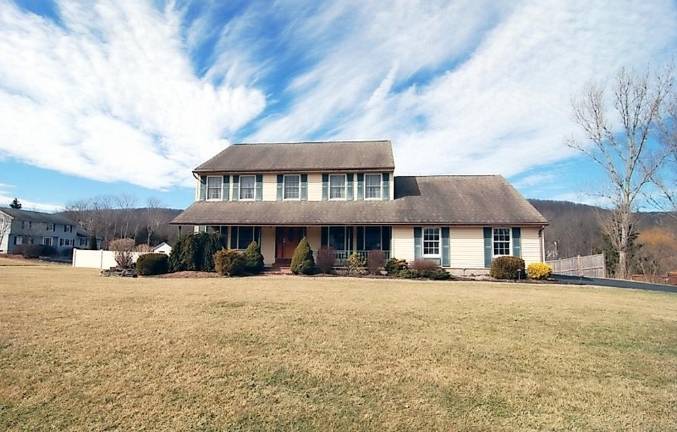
[255, 175, 263, 201]
[322, 174, 328, 200]
[512, 227, 521, 257]
[199, 176, 206, 200]
[382, 226, 391, 251]
[301, 174, 308, 201]
[382, 173, 390, 200]
[230, 226, 238, 249]
[232, 176, 239, 201]
[357, 174, 364, 200]
[414, 227, 422, 259]
[483, 227, 492, 267]
[346, 174, 354, 200]
[277, 175, 283, 200]
[254, 227, 261, 246]
[222, 176, 230, 201]
[356, 226, 364, 250]
[441, 227, 450, 267]
[321, 226, 328, 247]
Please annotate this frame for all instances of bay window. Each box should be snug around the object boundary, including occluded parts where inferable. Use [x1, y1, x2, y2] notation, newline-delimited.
[493, 228, 511, 256]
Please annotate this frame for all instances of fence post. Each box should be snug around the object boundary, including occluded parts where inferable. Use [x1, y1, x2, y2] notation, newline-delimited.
[100, 249, 104, 270]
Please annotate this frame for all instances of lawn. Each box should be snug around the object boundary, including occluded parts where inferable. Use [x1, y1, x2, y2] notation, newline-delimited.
[0, 257, 676, 431]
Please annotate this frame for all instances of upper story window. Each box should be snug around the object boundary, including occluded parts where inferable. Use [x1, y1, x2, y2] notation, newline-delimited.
[46, 223, 55, 231]
[64, 224, 72, 233]
[365, 173, 382, 199]
[21, 221, 32, 230]
[283, 174, 300, 200]
[493, 228, 511, 256]
[423, 227, 440, 257]
[329, 174, 346, 200]
[207, 176, 222, 200]
[239, 175, 256, 200]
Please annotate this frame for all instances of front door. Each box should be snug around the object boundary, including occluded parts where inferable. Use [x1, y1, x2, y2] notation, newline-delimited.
[275, 227, 305, 261]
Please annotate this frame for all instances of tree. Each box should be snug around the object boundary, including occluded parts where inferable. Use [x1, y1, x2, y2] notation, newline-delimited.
[145, 198, 164, 246]
[109, 238, 135, 269]
[290, 237, 315, 274]
[9, 198, 21, 209]
[0, 213, 11, 250]
[569, 66, 674, 278]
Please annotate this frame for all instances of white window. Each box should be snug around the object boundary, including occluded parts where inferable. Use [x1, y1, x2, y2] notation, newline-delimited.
[329, 174, 346, 200]
[365, 173, 382, 199]
[43, 237, 53, 246]
[15, 236, 23, 245]
[239, 175, 256, 200]
[283, 174, 300, 200]
[493, 228, 511, 256]
[423, 227, 440, 256]
[46, 223, 53, 231]
[64, 224, 73, 233]
[206, 176, 222, 200]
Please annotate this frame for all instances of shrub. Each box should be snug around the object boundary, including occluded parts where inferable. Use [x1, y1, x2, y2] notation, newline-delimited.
[411, 259, 439, 271]
[10, 244, 25, 255]
[214, 249, 247, 276]
[366, 250, 385, 274]
[169, 233, 225, 272]
[316, 246, 336, 274]
[88, 235, 98, 250]
[527, 262, 552, 280]
[490, 256, 526, 280]
[346, 252, 365, 275]
[243, 241, 264, 274]
[109, 238, 136, 268]
[397, 259, 450, 280]
[136, 253, 169, 275]
[385, 258, 408, 275]
[19, 244, 56, 258]
[290, 237, 315, 275]
[60, 247, 74, 258]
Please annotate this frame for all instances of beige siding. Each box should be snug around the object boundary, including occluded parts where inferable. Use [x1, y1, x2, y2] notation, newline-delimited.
[450, 227, 485, 269]
[307, 173, 323, 201]
[306, 226, 321, 251]
[262, 174, 277, 201]
[261, 226, 276, 266]
[391, 226, 415, 261]
[521, 227, 542, 264]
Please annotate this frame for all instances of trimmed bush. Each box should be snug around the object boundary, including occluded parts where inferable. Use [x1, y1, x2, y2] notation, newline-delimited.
[169, 233, 225, 272]
[243, 241, 264, 274]
[346, 252, 365, 275]
[136, 253, 169, 275]
[527, 262, 552, 280]
[214, 249, 247, 276]
[19, 244, 56, 258]
[385, 258, 408, 275]
[397, 259, 450, 280]
[411, 259, 439, 272]
[290, 237, 315, 275]
[366, 250, 385, 275]
[490, 256, 526, 280]
[316, 246, 336, 274]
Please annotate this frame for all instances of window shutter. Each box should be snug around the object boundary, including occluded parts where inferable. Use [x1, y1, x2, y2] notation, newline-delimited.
[414, 227, 422, 259]
[222, 176, 230, 201]
[277, 175, 283, 201]
[254, 227, 261, 245]
[321, 226, 328, 247]
[347, 226, 354, 251]
[232, 176, 239, 201]
[230, 226, 239, 249]
[199, 176, 206, 200]
[301, 174, 308, 201]
[512, 227, 521, 257]
[381, 226, 391, 251]
[222, 226, 228, 247]
[382, 173, 390, 200]
[356, 226, 364, 250]
[441, 227, 450, 267]
[357, 174, 364, 200]
[483, 227, 492, 267]
[255, 175, 263, 201]
[346, 174, 354, 200]
[322, 174, 328, 201]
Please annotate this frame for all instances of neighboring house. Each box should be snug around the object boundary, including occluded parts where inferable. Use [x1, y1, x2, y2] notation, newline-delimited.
[152, 242, 173, 255]
[171, 140, 548, 274]
[0, 208, 93, 254]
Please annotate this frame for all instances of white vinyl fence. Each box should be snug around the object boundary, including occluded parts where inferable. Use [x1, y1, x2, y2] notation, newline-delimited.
[72, 249, 144, 270]
[546, 253, 606, 278]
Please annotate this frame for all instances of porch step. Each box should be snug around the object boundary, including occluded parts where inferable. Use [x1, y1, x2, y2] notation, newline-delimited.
[264, 265, 293, 275]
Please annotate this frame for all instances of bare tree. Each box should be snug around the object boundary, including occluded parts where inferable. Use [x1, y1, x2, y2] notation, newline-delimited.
[0, 213, 11, 251]
[569, 66, 674, 278]
[114, 193, 137, 238]
[145, 198, 164, 246]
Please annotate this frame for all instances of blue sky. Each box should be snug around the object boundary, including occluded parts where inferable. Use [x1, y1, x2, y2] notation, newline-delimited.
[0, 0, 675, 211]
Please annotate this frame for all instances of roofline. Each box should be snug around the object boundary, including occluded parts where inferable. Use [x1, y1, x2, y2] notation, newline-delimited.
[170, 221, 548, 227]
[229, 139, 391, 146]
[194, 167, 396, 174]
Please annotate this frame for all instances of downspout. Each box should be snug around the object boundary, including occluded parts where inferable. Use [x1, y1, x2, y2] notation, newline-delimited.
[539, 225, 546, 262]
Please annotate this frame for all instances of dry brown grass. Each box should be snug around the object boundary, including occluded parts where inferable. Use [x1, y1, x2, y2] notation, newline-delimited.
[0, 256, 675, 431]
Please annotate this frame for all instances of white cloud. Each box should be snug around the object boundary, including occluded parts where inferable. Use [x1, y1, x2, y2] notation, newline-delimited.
[0, 183, 62, 212]
[0, 0, 265, 189]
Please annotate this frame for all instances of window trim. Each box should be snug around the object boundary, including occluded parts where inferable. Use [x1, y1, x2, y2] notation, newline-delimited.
[422, 226, 441, 258]
[238, 175, 257, 201]
[283, 174, 301, 201]
[364, 173, 383, 200]
[328, 173, 347, 201]
[206, 175, 223, 201]
[492, 227, 512, 257]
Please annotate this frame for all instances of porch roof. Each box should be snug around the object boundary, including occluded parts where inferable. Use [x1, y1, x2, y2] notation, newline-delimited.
[171, 175, 547, 226]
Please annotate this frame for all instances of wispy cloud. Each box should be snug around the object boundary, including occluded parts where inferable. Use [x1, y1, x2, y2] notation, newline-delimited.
[0, 184, 62, 212]
[0, 0, 265, 189]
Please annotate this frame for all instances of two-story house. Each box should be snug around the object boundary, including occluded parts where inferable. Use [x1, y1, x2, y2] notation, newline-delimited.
[0, 208, 91, 253]
[171, 140, 548, 274]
